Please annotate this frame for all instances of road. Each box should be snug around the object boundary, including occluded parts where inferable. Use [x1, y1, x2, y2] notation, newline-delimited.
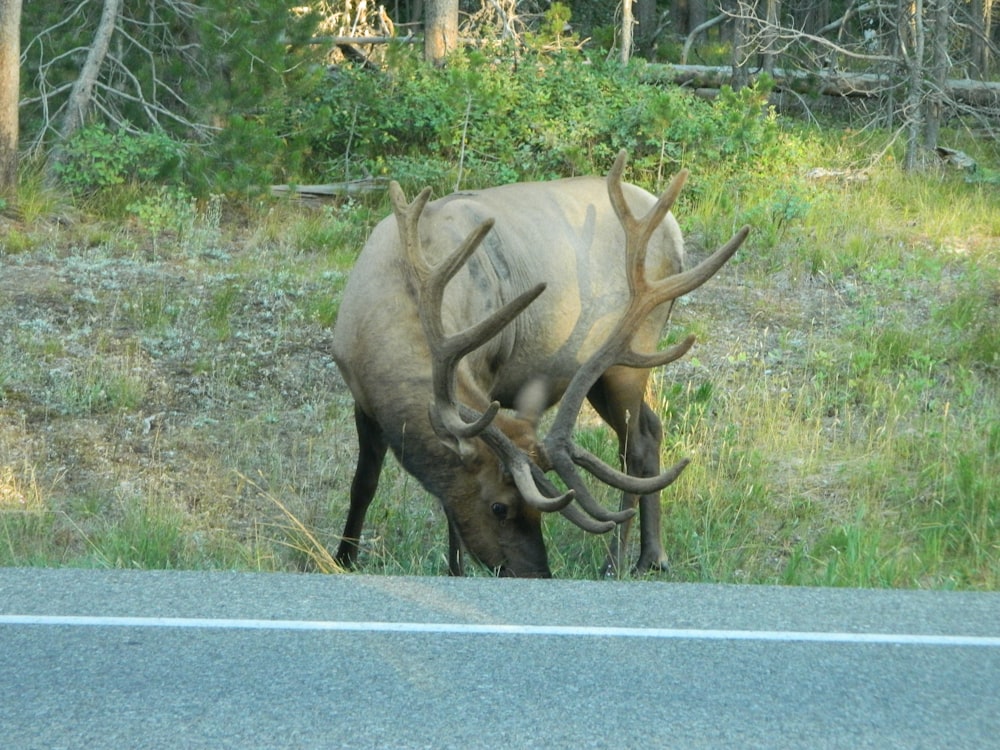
[1, 568, 998, 749]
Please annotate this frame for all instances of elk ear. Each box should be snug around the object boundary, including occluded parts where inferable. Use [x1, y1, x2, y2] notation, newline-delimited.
[440, 434, 480, 465]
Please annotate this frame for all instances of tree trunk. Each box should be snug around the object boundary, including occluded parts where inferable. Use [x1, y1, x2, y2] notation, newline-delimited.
[671, 0, 690, 36]
[763, 0, 780, 74]
[792, 0, 830, 33]
[902, 0, 926, 170]
[690, 0, 708, 34]
[923, 0, 950, 151]
[45, 0, 122, 179]
[635, 0, 659, 58]
[970, 0, 993, 77]
[731, 0, 754, 89]
[424, 0, 458, 66]
[0, 0, 21, 194]
[642, 63, 1000, 106]
[621, 0, 635, 64]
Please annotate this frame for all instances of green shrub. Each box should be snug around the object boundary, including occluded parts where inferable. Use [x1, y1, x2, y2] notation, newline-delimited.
[289, 46, 798, 194]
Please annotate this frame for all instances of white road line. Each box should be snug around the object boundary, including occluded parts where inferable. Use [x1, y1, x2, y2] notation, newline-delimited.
[2, 614, 999, 647]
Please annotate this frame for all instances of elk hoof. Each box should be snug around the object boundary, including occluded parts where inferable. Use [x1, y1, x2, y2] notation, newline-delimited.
[634, 552, 670, 575]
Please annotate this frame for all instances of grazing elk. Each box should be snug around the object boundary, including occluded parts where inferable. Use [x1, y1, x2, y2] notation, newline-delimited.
[331, 151, 749, 577]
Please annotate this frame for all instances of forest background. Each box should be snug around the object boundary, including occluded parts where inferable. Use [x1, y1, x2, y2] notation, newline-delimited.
[0, 0, 998, 587]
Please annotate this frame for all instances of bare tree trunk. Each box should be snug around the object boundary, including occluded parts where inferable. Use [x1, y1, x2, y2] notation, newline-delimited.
[924, 0, 950, 150]
[792, 0, 830, 32]
[970, 0, 994, 77]
[59, 0, 121, 143]
[424, 0, 457, 66]
[621, 0, 635, 64]
[763, 0, 780, 74]
[902, 0, 926, 170]
[409, 0, 424, 27]
[987, 0, 996, 73]
[650, 63, 1000, 106]
[731, 0, 754, 89]
[690, 0, 708, 33]
[0, 0, 21, 194]
[635, 0, 658, 58]
[671, 0, 691, 35]
[45, 0, 122, 180]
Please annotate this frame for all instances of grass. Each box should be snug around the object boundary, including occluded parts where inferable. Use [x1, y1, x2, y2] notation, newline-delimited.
[1, 138, 998, 588]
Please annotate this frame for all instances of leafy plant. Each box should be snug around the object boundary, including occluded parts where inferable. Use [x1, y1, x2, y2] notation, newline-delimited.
[127, 185, 197, 254]
[51, 124, 184, 194]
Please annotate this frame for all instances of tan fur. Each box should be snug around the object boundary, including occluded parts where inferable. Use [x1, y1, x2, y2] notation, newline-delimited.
[332, 172, 692, 577]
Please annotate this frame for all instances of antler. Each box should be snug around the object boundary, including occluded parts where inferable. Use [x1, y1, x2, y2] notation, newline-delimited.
[389, 182, 546, 446]
[389, 182, 578, 517]
[537, 150, 751, 519]
[388, 151, 749, 534]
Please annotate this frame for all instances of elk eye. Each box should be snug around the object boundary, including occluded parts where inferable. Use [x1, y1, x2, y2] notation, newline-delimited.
[490, 502, 508, 520]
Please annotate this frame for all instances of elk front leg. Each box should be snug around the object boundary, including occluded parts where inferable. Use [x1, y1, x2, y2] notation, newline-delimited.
[605, 403, 669, 576]
[335, 404, 388, 569]
[446, 516, 465, 576]
[587, 374, 667, 576]
[633, 402, 669, 572]
[589, 371, 670, 577]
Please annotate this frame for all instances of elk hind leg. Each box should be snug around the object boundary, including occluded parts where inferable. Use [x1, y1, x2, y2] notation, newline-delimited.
[335, 404, 388, 569]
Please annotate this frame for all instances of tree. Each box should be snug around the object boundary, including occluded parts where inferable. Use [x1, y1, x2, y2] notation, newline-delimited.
[621, 0, 634, 63]
[634, 0, 660, 58]
[44, 0, 121, 179]
[425, 0, 458, 65]
[969, 0, 994, 77]
[0, 0, 21, 194]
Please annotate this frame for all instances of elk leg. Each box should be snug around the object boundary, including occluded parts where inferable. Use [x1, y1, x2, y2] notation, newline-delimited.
[630, 402, 669, 573]
[588, 371, 669, 576]
[335, 404, 388, 569]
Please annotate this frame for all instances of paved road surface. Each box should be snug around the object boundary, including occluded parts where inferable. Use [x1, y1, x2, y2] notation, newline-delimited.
[1, 568, 998, 749]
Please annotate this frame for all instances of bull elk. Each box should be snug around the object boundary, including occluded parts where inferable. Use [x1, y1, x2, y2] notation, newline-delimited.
[331, 151, 749, 577]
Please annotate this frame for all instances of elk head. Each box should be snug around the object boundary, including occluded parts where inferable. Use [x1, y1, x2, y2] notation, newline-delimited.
[332, 151, 749, 577]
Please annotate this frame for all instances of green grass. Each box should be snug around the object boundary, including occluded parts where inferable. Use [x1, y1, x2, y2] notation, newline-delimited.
[1, 136, 998, 587]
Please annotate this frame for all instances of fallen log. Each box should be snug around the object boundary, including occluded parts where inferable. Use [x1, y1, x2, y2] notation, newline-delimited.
[270, 178, 389, 200]
[642, 64, 1000, 108]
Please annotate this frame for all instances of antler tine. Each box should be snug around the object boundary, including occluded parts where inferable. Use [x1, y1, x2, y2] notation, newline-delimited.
[571, 449, 691, 495]
[544, 449, 637, 524]
[473, 404, 635, 528]
[389, 182, 434, 279]
[646, 224, 750, 306]
[392, 181, 547, 444]
[616, 334, 695, 370]
[608, 151, 689, 294]
[560, 506, 617, 534]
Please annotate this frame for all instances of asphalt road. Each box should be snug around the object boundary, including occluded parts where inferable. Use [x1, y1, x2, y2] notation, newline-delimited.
[1, 568, 998, 749]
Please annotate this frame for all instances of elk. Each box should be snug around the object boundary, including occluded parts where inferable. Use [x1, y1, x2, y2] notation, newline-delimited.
[331, 151, 749, 577]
